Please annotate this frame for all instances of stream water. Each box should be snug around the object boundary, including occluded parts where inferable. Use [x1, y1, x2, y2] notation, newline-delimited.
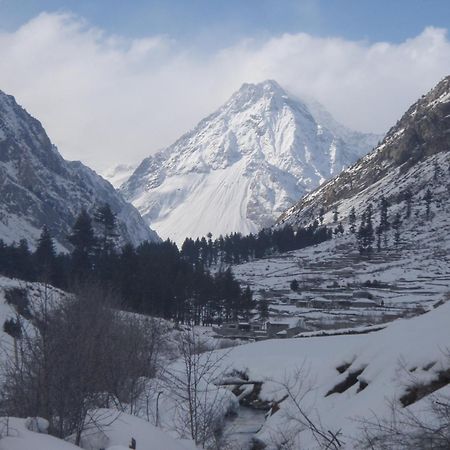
[223, 406, 267, 449]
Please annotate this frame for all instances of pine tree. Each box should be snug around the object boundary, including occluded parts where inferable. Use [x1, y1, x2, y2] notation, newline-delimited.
[335, 222, 344, 235]
[403, 188, 413, 219]
[357, 204, 374, 256]
[333, 206, 339, 223]
[68, 209, 96, 277]
[349, 207, 357, 234]
[379, 196, 390, 248]
[94, 203, 118, 254]
[206, 232, 214, 265]
[35, 226, 57, 283]
[364, 209, 375, 255]
[392, 213, 402, 247]
[14, 239, 34, 281]
[290, 279, 299, 292]
[375, 225, 382, 252]
[424, 189, 433, 220]
[357, 217, 365, 255]
[433, 162, 441, 182]
[366, 203, 373, 223]
[241, 286, 254, 320]
[319, 207, 325, 225]
[216, 268, 242, 322]
[258, 299, 269, 321]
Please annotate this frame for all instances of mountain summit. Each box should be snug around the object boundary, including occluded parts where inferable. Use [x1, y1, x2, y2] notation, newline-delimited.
[122, 80, 380, 244]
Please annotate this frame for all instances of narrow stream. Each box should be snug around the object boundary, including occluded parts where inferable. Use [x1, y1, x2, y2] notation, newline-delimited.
[223, 406, 267, 449]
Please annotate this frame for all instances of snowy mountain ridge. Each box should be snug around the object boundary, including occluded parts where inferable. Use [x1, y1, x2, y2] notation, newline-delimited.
[0, 90, 160, 250]
[122, 80, 380, 244]
[278, 75, 450, 228]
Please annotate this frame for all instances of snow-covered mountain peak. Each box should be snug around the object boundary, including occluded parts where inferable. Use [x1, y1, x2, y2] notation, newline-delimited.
[224, 79, 291, 112]
[122, 81, 381, 244]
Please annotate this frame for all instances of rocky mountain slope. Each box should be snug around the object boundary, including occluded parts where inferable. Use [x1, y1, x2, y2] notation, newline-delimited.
[278, 75, 450, 228]
[122, 80, 380, 244]
[0, 90, 159, 250]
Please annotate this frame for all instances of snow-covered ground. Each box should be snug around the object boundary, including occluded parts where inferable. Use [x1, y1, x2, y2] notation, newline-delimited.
[0, 412, 197, 450]
[0, 277, 70, 360]
[210, 300, 450, 449]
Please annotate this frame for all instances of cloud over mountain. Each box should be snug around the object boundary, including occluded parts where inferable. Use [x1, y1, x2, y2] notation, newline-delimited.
[0, 13, 449, 170]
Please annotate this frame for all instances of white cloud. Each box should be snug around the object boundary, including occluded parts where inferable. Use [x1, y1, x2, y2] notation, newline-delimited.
[0, 12, 449, 171]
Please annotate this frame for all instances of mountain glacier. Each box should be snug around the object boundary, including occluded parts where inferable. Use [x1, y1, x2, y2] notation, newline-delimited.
[122, 80, 381, 244]
[0, 90, 159, 250]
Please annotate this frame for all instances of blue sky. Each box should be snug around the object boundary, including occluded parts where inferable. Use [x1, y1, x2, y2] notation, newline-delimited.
[1, 0, 449, 49]
[0, 1, 449, 169]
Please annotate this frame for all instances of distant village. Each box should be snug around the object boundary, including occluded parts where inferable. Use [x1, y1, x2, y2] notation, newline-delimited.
[213, 289, 385, 340]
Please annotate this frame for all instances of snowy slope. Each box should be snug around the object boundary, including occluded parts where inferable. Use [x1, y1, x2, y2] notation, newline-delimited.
[0, 276, 72, 373]
[0, 90, 159, 250]
[122, 80, 380, 245]
[278, 75, 450, 228]
[212, 300, 450, 449]
[0, 418, 80, 450]
[0, 278, 196, 450]
[0, 412, 196, 450]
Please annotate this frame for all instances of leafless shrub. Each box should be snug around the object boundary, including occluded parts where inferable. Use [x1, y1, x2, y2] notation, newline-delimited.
[101, 314, 170, 414]
[355, 395, 450, 449]
[0, 282, 168, 445]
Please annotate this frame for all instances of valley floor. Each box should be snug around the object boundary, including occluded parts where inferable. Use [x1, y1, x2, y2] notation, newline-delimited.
[232, 191, 450, 333]
[0, 183, 448, 450]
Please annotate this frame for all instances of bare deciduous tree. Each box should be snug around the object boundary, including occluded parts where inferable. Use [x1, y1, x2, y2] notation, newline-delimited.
[161, 327, 233, 449]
